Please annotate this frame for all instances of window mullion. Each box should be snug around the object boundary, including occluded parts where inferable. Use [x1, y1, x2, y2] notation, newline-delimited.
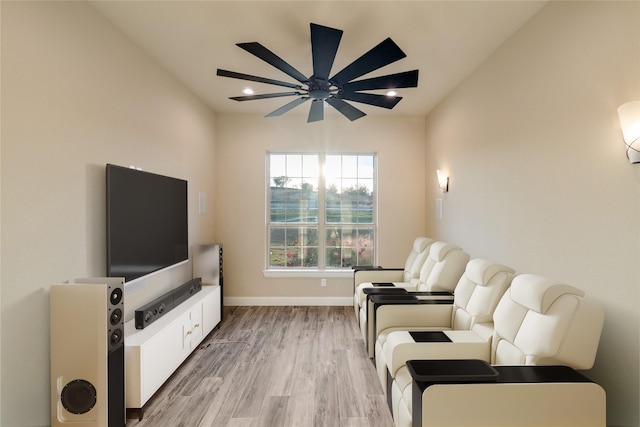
[317, 153, 326, 269]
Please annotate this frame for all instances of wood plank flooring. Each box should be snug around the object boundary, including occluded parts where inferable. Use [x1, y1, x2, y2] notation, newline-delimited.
[126, 305, 394, 427]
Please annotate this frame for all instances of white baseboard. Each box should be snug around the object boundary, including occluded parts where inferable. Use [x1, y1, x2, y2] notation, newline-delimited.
[224, 296, 352, 306]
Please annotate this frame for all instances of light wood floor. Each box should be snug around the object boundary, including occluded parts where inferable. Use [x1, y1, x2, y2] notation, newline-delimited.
[126, 305, 394, 427]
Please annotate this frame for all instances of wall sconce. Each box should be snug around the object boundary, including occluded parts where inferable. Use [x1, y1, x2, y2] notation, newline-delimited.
[436, 169, 449, 192]
[617, 101, 640, 163]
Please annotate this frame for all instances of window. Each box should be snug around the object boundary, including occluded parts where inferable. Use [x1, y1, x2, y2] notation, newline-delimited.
[267, 153, 376, 270]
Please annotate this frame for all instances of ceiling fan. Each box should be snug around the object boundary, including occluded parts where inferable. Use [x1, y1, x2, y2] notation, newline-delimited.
[217, 23, 419, 122]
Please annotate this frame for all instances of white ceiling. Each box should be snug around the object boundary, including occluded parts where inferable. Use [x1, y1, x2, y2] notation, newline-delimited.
[89, 0, 547, 120]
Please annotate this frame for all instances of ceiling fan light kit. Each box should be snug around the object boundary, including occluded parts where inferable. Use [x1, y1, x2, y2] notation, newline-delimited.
[217, 23, 419, 123]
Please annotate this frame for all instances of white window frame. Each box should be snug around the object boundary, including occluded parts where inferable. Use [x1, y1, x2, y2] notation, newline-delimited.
[264, 152, 377, 277]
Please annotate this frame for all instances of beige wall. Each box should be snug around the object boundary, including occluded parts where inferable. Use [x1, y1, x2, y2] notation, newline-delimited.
[425, 2, 640, 425]
[1, 2, 217, 426]
[214, 114, 428, 302]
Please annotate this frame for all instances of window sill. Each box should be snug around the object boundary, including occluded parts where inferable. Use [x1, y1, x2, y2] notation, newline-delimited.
[263, 269, 353, 279]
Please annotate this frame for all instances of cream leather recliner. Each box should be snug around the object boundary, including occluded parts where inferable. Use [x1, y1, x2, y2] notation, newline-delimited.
[359, 242, 469, 356]
[353, 237, 434, 318]
[390, 274, 605, 427]
[375, 258, 514, 395]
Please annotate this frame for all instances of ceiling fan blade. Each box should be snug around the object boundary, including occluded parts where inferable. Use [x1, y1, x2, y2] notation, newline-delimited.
[307, 99, 324, 122]
[311, 23, 343, 81]
[338, 92, 402, 109]
[341, 70, 419, 92]
[266, 97, 310, 117]
[237, 42, 308, 84]
[326, 97, 366, 121]
[330, 38, 406, 85]
[230, 92, 302, 101]
[217, 69, 303, 90]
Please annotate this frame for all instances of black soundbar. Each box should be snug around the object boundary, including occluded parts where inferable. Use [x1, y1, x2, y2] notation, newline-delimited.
[134, 278, 202, 329]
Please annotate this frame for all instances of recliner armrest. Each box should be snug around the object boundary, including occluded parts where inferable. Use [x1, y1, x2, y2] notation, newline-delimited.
[407, 363, 605, 427]
[365, 295, 454, 357]
[352, 265, 383, 271]
[374, 300, 454, 338]
[385, 331, 491, 379]
[363, 287, 409, 295]
[354, 268, 404, 291]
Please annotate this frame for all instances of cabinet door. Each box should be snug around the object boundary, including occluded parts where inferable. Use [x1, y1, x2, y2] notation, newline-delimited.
[140, 317, 186, 403]
[186, 302, 204, 349]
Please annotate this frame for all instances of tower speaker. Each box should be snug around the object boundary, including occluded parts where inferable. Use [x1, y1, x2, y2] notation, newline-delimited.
[50, 278, 125, 427]
[193, 243, 223, 319]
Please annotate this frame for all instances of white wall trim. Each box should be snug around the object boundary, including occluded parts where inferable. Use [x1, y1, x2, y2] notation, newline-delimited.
[224, 296, 352, 306]
[262, 269, 353, 278]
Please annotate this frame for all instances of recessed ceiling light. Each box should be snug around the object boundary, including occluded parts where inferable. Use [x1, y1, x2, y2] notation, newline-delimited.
[243, 88, 254, 95]
[386, 90, 397, 97]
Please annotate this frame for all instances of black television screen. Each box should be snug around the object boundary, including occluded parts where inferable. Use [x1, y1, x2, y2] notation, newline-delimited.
[106, 164, 188, 282]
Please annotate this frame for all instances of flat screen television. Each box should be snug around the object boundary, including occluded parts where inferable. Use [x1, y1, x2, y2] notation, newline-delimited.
[106, 164, 188, 282]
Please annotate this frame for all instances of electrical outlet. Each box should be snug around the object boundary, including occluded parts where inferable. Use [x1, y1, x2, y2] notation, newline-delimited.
[321, 278, 327, 287]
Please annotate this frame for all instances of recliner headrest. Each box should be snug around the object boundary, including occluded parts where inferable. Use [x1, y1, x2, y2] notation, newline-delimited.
[510, 274, 585, 314]
[413, 237, 433, 253]
[429, 242, 462, 262]
[466, 258, 515, 286]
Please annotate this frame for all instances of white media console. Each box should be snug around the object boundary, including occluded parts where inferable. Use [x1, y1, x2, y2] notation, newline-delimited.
[124, 285, 221, 417]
